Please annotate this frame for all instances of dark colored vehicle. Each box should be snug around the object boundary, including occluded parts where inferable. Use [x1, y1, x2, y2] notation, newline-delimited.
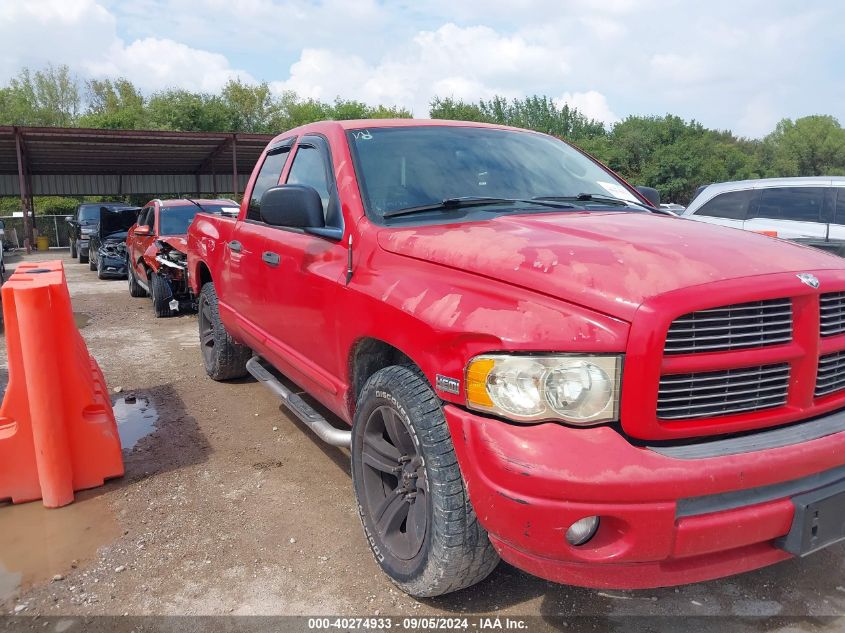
[88, 206, 139, 279]
[66, 202, 133, 264]
[189, 119, 845, 597]
[127, 198, 239, 317]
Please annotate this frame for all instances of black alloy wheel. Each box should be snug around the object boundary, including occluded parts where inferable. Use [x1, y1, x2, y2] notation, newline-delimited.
[359, 404, 428, 560]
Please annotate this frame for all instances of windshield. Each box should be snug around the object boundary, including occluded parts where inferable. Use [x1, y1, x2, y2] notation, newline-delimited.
[78, 205, 102, 224]
[159, 207, 199, 235]
[347, 126, 641, 221]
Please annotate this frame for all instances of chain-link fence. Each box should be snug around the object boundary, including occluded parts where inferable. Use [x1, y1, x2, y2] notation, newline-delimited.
[0, 215, 72, 248]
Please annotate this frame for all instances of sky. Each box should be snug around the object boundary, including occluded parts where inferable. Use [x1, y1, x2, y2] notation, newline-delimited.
[0, 0, 842, 138]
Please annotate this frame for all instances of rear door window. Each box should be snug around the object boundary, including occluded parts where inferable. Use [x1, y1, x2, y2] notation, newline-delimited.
[694, 190, 755, 220]
[753, 187, 827, 222]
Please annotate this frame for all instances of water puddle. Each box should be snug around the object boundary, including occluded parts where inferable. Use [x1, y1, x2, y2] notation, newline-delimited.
[113, 395, 158, 449]
[73, 312, 90, 329]
[0, 491, 121, 603]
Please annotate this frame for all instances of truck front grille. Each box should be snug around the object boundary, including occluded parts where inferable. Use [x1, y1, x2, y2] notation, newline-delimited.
[664, 299, 793, 354]
[657, 363, 790, 420]
[815, 351, 845, 397]
[820, 292, 845, 337]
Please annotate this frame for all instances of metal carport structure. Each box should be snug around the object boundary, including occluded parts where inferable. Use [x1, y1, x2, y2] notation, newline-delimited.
[0, 126, 274, 249]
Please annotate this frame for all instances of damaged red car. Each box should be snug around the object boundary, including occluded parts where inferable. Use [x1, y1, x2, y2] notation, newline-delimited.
[126, 198, 238, 317]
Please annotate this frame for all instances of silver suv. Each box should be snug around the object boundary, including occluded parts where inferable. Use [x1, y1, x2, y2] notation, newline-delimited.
[682, 177, 845, 256]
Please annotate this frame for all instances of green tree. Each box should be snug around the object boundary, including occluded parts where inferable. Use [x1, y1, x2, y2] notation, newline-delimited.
[429, 96, 493, 123]
[763, 115, 845, 177]
[1, 65, 81, 126]
[79, 78, 146, 129]
[430, 95, 606, 141]
[146, 89, 231, 131]
[221, 79, 276, 132]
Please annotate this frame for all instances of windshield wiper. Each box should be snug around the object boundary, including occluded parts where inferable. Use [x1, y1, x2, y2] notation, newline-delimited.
[535, 193, 653, 211]
[184, 198, 208, 213]
[383, 196, 575, 219]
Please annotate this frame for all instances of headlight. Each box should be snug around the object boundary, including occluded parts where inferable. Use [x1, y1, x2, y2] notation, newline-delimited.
[465, 354, 621, 425]
[80, 226, 96, 235]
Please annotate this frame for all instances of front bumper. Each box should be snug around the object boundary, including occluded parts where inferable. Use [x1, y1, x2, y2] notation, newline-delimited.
[446, 405, 845, 589]
[97, 255, 127, 278]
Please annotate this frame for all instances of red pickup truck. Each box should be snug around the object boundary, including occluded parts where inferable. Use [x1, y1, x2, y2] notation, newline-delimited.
[187, 119, 845, 597]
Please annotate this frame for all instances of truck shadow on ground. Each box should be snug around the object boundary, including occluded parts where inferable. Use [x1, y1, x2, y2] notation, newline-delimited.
[425, 541, 845, 630]
[116, 382, 211, 487]
[253, 365, 354, 478]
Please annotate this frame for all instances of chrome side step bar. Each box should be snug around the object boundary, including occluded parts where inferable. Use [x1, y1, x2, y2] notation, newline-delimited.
[245, 356, 351, 448]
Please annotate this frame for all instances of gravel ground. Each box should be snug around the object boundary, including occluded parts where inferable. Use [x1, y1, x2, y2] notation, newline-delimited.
[1, 250, 844, 631]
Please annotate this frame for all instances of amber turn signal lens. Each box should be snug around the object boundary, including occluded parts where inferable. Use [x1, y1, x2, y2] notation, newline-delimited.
[466, 357, 495, 407]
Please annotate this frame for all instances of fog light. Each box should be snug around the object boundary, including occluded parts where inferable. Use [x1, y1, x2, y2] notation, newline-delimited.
[565, 516, 600, 546]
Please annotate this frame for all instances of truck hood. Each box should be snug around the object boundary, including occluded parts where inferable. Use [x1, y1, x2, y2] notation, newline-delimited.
[377, 212, 844, 321]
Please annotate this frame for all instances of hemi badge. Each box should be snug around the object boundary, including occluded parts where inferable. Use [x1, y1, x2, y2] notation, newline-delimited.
[436, 374, 461, 395]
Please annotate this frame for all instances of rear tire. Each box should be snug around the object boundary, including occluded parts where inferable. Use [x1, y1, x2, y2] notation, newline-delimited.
[351, 365, 499, 597]
[151, 272, 172, 318]
[128, 261, 148, 297]
[198, 282, 250, 380]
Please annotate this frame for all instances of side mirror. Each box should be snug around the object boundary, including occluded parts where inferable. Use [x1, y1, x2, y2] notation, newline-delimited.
[64, 216, 73, 223]
[636, 186, 661, 207]
[260, 185, 325, 229]
[134, 225, 151, 236]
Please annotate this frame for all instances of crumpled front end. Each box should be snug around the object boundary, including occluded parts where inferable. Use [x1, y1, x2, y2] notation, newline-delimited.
[97, 240, 128, 278]
[153, 241, 193, 310]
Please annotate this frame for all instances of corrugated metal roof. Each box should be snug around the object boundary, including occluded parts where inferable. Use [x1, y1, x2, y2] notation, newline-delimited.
[0, 126, 274, 196]
[0, 173, 250, 196]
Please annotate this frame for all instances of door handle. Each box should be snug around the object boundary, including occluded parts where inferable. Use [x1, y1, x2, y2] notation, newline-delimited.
[227, 240, 242, 253]
[262, 251, 280, 267]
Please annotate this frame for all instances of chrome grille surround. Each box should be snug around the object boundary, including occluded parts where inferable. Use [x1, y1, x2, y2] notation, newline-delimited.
[664, 299, 793, 355]
[657, 363, 790, 420]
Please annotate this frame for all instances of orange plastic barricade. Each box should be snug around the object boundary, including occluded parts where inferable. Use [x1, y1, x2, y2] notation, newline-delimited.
[0, 260, 123, 508]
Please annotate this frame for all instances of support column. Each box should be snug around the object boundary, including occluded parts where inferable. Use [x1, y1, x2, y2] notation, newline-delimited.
[14, 127, 33, 253]
[231, 134, 238, 198]
[211, 157, 217, 197]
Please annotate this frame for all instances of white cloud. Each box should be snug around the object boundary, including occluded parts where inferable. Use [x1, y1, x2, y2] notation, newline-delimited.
[272, 23, 574, 115]
[1, 0, 843, 138]
[556, 91, 619, 125]
[87, 38, 256, 92]
[0, 0, 252, 93]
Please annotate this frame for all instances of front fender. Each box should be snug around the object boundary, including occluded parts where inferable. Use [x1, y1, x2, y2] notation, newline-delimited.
[340, 246, 629, 409]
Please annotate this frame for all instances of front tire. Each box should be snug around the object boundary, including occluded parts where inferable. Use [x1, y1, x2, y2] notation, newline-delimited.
[79, 247, 88, 264]
[89, 251, 97, 271]
[96, 256, 108, 279]
[198, 282, 250, 380]
[128, 261, 148, 297]
[70, 241, 77, 259]
[151, 272, 173, 318]
[351, 366, 499, 597]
